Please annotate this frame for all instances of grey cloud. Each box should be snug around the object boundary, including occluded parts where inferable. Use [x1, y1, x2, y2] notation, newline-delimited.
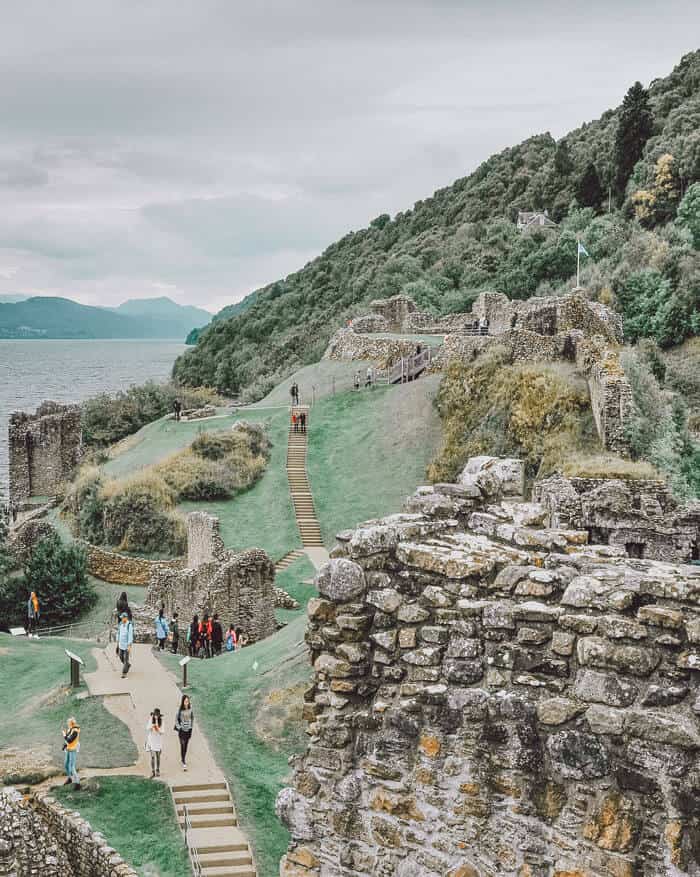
[0, 0, 698, 311]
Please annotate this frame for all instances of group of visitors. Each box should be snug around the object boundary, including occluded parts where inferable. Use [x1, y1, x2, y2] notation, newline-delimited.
[187, 614, 248, 657]
[62, 693, 197, 790]
[354, 366, 374, 390]
[291, 410, 307, 433]
[113, 595, 249, 675]
[289, 382, 300, 405]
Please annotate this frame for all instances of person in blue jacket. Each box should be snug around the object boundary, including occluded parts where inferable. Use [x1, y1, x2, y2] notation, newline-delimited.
[116, 612, 134, 678]
[154, 607, 169, 651]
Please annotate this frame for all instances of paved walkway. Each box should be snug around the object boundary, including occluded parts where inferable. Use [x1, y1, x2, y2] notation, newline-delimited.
[84, 644, 255, 875]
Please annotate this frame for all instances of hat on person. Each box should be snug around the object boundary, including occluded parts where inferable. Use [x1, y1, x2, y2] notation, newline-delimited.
[120, 612, 129, 620]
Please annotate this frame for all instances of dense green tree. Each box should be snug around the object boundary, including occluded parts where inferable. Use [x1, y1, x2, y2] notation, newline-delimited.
[554, 139, 574, 177]
[24, 533, 95, 625]
[676, 182, 700, 248]
[576, 162, 605, 210]
[614, 81, 654, 200]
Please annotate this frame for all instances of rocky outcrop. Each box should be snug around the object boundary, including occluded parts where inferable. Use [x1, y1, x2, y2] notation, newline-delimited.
[277, 459, 700, 877]
[534, 474, 700, 563]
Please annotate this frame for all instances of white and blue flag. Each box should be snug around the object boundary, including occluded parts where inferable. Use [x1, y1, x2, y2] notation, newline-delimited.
[577, 241, 590, 257]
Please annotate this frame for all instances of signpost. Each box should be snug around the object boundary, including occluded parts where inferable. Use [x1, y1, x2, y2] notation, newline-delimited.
[180, 655, 191, 688]
[64, 649, 84, 688]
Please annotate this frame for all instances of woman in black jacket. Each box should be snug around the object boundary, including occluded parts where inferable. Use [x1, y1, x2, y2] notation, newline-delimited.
[188, 615, 200, 658]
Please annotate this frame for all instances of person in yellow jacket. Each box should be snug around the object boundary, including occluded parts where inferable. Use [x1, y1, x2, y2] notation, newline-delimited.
[62, 717, 81, 790]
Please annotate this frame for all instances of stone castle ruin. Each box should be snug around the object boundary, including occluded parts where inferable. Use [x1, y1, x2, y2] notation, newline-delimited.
[143, 511, 277, 647]
[326, 290, 634, 457]
[535, 474, 700, 564]
[0, 787, 136, 877]
[9, 401, 82, 505]
[277, 456, 700, 877]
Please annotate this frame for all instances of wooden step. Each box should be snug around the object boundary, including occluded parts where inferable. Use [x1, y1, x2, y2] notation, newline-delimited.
[196, 844, 249, 855]
[172, 782, 227, 793]
[177, 803, 235, 816]
[180, 816, 237, 829]
[174, 792, 230, 804]
[199, 864, 256, 875]
[199, 851, 254, 868]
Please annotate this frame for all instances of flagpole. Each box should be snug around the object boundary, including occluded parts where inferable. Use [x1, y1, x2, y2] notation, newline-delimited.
[576, 241, 580, 288]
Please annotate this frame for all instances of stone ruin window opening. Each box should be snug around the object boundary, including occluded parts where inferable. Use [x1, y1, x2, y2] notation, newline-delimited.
[588, 526, 609, 545]
[625, 541, 645, 559]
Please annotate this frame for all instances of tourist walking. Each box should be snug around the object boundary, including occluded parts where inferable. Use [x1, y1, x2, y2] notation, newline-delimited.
[170, 612, 180, 654]
[211, 613, 223, 656]
[61, 717, 81, 790]
[154, 607, 169, 651]
[291, 411, 298, 433]
[354, 371, 361, 391]
[225, 625, 237, 652]
[365, 366, 373, 387]
[199, 613, 212, 658]
[187, 614, 200, 657]
[299, 411, 307, 434]
[235, 628, 248, 649]
[174, 695, 194, 771]
[116, 612, 134, 678]
[146, 708, 164, 778]
[115, 591, 132, 623]
[173, 398, 182, 422]
[27, 591, 40, 638]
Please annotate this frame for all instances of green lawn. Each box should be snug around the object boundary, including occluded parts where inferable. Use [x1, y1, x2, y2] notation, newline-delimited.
[250, 359, 373, 408]
[307, 376, 443, 545]
[54, 777, 190, 877]
[0, 635, 136, 780]
[159, 556, 314, 877]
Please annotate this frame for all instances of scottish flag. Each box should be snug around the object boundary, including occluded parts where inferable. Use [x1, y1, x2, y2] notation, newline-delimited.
[577, 241, 590, 257]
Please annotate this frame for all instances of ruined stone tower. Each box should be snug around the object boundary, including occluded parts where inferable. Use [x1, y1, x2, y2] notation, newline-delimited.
[8, 401, 82, 504]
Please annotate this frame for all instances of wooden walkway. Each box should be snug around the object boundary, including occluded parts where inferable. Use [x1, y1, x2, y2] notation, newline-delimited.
[287, 408, 324, 548]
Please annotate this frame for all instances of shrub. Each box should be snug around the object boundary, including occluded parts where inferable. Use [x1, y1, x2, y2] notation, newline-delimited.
[82, 381, 224, 448]
[23, 533, 95, 625]
[622, 348, 700, 498]
[99, 473, 186, 555]
[157, 454, 237, 501]
[428, 352, 597, 485]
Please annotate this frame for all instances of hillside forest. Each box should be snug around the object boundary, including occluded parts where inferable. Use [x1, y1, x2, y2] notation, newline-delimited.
[173, 51, 700, 405]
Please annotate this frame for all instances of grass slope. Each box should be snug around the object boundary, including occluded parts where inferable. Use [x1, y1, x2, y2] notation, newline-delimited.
[159, 556, 315, 877]
[54, 777, 190, 877]
[307, 377, 443, 544]
[101, 408, 297, 561]
[0, 636, 136, 779]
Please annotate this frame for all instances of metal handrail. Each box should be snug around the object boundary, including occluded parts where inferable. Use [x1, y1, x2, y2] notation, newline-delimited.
[182, 804, 203, 877]
[38, 616, 111, 641]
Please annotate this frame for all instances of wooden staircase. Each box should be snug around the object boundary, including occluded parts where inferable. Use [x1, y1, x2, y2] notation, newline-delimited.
[287, 409, 324, 548]
[172, 780, 256, 876]
[274, 548, 306, 573]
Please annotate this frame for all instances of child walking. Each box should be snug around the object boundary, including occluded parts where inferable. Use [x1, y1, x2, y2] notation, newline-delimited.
[146, 708, 164, 778]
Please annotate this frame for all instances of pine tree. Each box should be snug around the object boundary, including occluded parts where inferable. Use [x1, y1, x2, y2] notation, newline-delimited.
[614, 81, 654, 200]
[24, 533, 95, 624]
[554, 139, 573, 178]
[577, 162, 605, 210]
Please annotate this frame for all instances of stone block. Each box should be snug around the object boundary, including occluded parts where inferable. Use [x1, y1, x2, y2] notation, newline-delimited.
[625, 710, 700, 749]
[367, 588, 403, 613]
[637, 604, 684, 629]
[586, 704, 625, 735]
[551, 631, 575, 655]
[316, 559, 367, 602]
[576, 636, 660, 677]
[536, 697, 584, 726]
[573, 670, 638, 707]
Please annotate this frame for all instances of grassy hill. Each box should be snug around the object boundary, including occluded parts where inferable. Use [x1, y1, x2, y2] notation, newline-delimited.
[174, 50, 700, 399]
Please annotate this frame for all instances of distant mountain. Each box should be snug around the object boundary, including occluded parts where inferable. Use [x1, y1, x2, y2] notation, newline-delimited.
[0, 294, 29, 304]
[0, 295, 211, 340]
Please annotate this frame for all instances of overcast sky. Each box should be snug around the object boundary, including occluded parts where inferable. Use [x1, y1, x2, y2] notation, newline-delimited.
[0, 2, 698, 313]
